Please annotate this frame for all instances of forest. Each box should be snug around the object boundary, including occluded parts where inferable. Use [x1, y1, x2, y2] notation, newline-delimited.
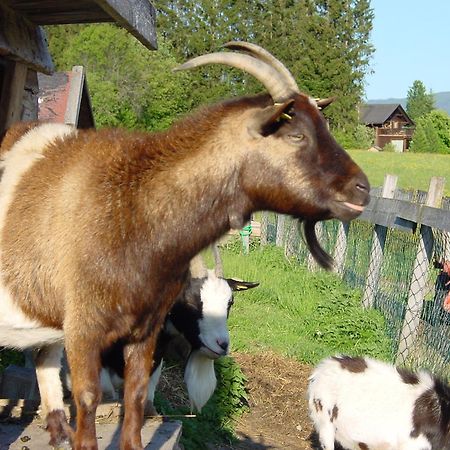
[45, 0, 374, 146]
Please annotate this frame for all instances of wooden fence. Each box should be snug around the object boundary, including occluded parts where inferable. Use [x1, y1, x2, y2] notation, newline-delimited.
[259, 174, 450, 375]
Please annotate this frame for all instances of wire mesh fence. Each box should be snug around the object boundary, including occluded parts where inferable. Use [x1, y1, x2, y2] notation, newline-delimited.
[257, 181, 450, 377]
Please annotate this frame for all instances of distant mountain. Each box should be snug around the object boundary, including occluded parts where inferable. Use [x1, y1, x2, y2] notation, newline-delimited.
[367, 91, 450, 115]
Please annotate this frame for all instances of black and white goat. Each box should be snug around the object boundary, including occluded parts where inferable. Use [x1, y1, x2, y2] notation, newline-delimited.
[308, 355, 450, 450]
[99, 247, 258, 412]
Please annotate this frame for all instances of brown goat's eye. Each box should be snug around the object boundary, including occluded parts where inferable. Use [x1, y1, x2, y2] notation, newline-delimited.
[289, 134, 305, 142]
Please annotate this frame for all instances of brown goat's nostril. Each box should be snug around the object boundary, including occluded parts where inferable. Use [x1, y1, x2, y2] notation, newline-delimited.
[356, 182, 369, 193]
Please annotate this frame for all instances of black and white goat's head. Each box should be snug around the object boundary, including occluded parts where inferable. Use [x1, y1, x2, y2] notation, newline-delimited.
[168, 245, 258, 411]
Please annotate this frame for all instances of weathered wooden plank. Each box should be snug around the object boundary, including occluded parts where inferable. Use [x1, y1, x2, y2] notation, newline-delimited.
[5, 0, 112, 24]
[0, 3, 54, 74]
[360, 195, 450, 233]
[398, 204, 450, 233]
[94, 0, 157, 50]
[362, 174, 397, 309]
[64, 66, 85, 127]
[0, 60, 28, 134]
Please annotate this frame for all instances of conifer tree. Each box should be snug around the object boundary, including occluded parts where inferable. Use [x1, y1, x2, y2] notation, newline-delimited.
[406, 80, 435, 121]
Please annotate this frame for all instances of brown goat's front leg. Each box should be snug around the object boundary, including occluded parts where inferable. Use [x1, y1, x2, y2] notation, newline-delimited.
[120, 335, 158, 450]
[65, 338, 102, 450]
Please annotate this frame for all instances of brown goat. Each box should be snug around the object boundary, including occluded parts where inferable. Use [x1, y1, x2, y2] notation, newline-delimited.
[0, 42, 369, 450]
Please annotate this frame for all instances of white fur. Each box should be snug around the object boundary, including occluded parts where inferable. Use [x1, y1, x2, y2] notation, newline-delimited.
[147, 360, 163, 403]
[100, 368, 119, 401]
[308, 356, 434, 450]
[0, 124, 74, 348]
[35, 343, 65, 416]
[198, 270, 232, 356]
[184, 350, 217, 411]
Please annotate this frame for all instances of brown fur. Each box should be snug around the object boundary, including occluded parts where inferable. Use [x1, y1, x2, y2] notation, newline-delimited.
[332, 356, 368, 373]
[0, 92, 368, 449]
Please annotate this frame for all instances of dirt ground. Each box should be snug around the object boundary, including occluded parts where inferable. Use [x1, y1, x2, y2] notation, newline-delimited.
[159, 351, 319, 450]
[220, 352, 318, 450]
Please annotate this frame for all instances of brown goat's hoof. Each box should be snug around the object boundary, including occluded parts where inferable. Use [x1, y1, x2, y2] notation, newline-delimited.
[46, 409, 74, 447]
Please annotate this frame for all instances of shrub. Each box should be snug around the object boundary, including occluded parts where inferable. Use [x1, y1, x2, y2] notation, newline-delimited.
[410, 110, 450, 154]
[333, 124, 374, 149]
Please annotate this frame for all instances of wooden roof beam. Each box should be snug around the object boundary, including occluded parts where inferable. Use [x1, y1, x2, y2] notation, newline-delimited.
[94, 0, 157, 50]
[0, 2, 54, 74]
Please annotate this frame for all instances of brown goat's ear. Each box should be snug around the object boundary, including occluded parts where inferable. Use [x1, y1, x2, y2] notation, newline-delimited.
[248, 99, 295, 137]
[226, 278, 259, 292]
[315, 97, 336, 110]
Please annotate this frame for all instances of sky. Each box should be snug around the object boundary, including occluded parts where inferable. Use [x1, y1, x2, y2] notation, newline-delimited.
[365, 0, 450, 100]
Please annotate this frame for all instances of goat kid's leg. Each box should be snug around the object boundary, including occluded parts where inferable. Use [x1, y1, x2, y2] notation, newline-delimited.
[144, 360, 163, 416]
[35, 343, 74, 447]
[65, 338, 102, 450]
[120, 336, 158, 450]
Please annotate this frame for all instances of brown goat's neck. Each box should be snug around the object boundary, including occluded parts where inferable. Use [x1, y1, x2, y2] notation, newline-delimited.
[124, 102, 260, 275]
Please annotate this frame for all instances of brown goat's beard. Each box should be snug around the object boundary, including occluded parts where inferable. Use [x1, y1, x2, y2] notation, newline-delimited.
[303, 220, 333, 270]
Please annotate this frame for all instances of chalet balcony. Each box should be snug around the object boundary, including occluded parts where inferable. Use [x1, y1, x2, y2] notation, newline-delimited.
[376, 127, 414, 138]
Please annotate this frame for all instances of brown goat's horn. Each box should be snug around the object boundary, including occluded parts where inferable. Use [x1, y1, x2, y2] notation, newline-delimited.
[223, 41, 299, 95]
[190, 254, 208, 278]
[174, 51, 295, 102]
[211, 243, 224, 278]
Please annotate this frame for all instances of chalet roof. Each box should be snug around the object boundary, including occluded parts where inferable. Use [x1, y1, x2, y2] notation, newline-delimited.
[359, 103, 414, 126]
[38, 66, 95, 129]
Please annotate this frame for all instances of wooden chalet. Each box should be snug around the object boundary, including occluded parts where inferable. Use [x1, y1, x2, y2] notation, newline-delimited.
[0, 0, 157, 136]
[359, 103, 415, 152]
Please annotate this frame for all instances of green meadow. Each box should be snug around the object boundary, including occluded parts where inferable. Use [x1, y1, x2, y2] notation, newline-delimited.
[348, 150, 450, 195]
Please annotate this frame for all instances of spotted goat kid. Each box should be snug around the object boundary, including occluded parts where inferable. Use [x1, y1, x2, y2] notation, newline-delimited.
[308, 355, 450, 450]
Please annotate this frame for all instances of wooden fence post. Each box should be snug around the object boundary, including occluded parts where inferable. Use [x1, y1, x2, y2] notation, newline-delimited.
[333, 221, 349, 275]
[276, 214, 286, 247]
[396, 177, 446, 364]
[307, 222, 324, 272]
[362, 174, 398, 308]
[260, 212, 269, 246]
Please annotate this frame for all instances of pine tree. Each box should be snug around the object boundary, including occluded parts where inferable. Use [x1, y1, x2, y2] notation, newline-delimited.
[406, 80, 434, 121]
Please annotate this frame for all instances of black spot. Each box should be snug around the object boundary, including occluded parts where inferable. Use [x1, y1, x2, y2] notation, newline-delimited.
[313, 398, 323, 412]
[397, 367, 419, 384]
[411, 384, 443, 447]
[332, 355, 367, 373]
[330, 405, 338, 422]
[358, 443, 369, 450]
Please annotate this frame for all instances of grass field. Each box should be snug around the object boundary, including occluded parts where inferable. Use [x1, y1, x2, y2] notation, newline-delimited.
[348, 149, 450, 196]
[209, 241, 393, 365]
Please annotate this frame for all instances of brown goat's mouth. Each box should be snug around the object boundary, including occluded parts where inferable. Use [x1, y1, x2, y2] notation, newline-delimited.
[341, 201, 365, 213]
[331, 200, 366, 222]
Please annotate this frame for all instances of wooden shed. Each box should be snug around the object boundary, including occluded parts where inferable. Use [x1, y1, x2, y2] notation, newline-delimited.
[38, 65, 95, 128]
[0, 0, 157, 136]
[359, 103, 415, 152]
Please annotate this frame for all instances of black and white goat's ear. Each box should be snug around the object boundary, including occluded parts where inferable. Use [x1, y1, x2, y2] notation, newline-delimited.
[315, 96, 336, 110]
[248, 99, 295, 138]
[226, 278, 259, 291]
